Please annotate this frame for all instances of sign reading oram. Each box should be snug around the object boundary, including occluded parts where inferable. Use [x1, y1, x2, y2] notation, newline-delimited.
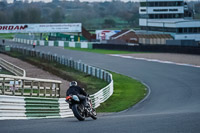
[0, 23, 82, 33]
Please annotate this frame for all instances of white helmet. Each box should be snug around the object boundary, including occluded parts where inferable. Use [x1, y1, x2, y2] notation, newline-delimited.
[70, 81, 77, 87]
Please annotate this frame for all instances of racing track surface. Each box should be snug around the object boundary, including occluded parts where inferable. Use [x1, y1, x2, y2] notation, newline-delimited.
[1, 41, 200, 133]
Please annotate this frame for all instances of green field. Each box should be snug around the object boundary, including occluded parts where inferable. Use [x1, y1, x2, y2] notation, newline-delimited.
[0, 67, 14, 75]
[65, 47, 145, 54]
[97, 72, 147, 112]
[0, 33, 15, 39]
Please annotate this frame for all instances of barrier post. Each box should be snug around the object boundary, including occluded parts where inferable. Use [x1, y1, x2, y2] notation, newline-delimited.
[44, 86, 46, 97]
[50, 83, 53, 97]
[58, 83, 61, 98]
[37, 82, 40, 97]
[12, 79, 16, 96]
[21, 79, 25, 96]
[2, 77, 5, 95]
[30, 81, 33, 97]
[54, 84, 57, 98]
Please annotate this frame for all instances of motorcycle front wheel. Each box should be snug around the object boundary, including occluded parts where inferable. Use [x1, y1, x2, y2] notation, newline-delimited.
[90, 108, 97, 120]
[72, 104, 85, 121]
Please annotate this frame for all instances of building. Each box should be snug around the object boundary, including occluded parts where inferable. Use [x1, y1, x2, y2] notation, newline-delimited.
[137, 34, 173, 45]
[109, 29, 173, 45]
[139, 0, 200, 41]
[110, 29, 138, 44]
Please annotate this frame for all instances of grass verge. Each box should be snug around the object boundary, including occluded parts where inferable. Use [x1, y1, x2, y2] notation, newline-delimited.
[0, 67, 14, 75]
[0, 33, 14, 39]
[65, 47, 146, 54]
[97, 72, 147, 112]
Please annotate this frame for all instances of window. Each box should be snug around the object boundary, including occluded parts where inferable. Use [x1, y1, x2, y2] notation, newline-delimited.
[178, 1, 183, 6]
[140, 9, 146, 12]
[159, 2, 165, 7]
[141, 1, 184, 7]
[153, 9, 168, 12]
[189, 28, 193, 33]
[178, 28, 183, 33]
[194, 28, 198, 33]
[155, 2, 159, 7]
[168, 14, 172, 18]
[169, 9, 178, 12]
[198, 28, 200, 33]
[140, 14, 149, 18]
[149, 14, 154, 19]
[149, 2, 154, 7]
[140, 2, 147, 7]
[155, 14, 159, 18]
[184, 28, 188, 33]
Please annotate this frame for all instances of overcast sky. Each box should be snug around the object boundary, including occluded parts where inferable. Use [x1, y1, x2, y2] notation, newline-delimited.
[5, 0, 139, 3]
[4, 0, 199, 3]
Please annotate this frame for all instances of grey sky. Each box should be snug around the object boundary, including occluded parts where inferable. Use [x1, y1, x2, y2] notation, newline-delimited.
[5, 0, 139, 3]
[4, 0, 198, 3]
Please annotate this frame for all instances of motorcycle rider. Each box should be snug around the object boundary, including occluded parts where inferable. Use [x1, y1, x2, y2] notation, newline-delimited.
[66, 81, 89, 109]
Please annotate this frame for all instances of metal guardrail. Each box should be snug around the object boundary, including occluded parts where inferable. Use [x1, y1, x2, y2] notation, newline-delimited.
[90, 77, 113, 108]
[0, 74, 61, 98]
[0, 58, 26, 77]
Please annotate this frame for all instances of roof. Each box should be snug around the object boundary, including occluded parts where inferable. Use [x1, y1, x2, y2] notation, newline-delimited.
[111, 29, 136, 39]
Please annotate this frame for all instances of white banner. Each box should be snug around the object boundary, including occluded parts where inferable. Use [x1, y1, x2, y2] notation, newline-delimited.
[0, 23, 82, 33]
[96, 30, 120, 41]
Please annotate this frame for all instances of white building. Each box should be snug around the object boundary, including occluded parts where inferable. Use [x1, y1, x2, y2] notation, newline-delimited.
[139, 0, 200, 41]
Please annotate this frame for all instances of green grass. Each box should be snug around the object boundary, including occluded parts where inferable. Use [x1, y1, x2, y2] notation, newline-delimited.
[97, 72, 147, 112]
[0, 33, 15, 39]
[65, 47, 144, 54]
[0, 67, 14, 75]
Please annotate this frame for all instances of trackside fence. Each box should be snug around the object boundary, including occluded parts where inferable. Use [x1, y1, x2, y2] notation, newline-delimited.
[13, 38, 93, 49]
[0, 74, 61, 97]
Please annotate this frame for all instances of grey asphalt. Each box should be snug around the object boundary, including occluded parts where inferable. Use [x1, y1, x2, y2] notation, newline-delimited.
[1, 41, 200, 133]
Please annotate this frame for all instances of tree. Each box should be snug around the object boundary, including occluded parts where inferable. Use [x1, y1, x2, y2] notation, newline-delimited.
[28, 8, 42, 23]
[0, 11, 6, 23]
[104, 19, 116, 28]
[51, 8, 64, 23]
[12, 9, 27, 23]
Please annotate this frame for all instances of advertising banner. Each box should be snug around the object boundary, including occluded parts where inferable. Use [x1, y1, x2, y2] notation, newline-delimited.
[96, 30, 121, 41]
[0, 23, 82, 33]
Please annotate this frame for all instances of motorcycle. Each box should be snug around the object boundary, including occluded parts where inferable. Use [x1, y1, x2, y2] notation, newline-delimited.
[66, 95, 97, 121]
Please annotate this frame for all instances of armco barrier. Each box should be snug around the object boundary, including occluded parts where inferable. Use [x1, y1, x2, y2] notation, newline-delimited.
[0, 58, 26, 77]
[0, 95, 73, 120]
[14, 38, 93, 49]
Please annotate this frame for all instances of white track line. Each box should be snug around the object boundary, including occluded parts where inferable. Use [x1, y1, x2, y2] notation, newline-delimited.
[110, 54, 200, 68]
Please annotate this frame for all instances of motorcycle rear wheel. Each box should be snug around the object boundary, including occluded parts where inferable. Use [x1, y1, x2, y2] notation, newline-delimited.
[72, 104, 85, 121]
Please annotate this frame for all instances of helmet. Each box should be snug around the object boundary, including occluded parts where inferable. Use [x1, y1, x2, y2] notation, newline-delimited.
[70, 81, 77, 87]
